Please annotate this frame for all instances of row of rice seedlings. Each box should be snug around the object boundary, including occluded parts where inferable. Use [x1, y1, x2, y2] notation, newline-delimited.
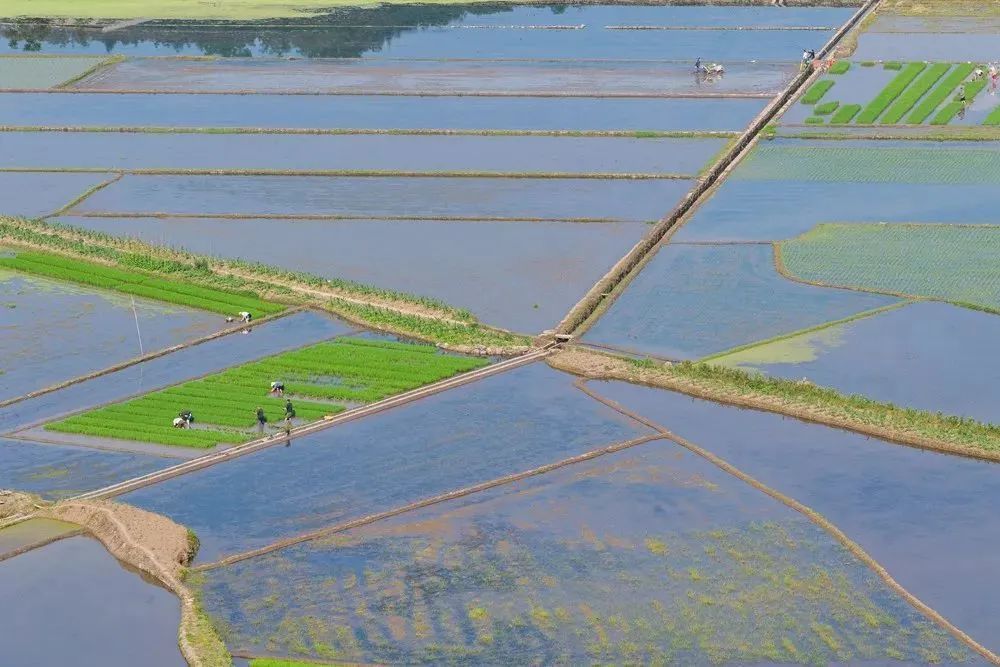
[828, 61, 850, 75]
[879, 63, 950, 124]
[800, 80, 835, 105]
[0, 248, 282, 316]
[930, 102, 965, 126]
[830, 104, 862, 124]
[907, 63, 975, 123]
[46, 338, 487, 446]
[813, 102, 839, 116]
[855, 62, 927, 124]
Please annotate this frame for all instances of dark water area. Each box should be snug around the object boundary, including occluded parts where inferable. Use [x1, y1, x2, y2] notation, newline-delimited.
[0, 310, 351, 433]
[0, 91, 765, 131]
[583, 243, 895, 359]
[76, 58, 792, 95]
[123, 363, 650, 562]
[0, 171, 110, 217]
[56, 215, 649, 333]
[75, 174, 693, 221]
[1, 131, 726, 175]
[598, 379, 1000, 657]
[0, 535, 183, 666]
[199, 440, 975, 664]
[719, 301, 1000, 425]
[0, 271, 222, 402]
[0, 5, 851, 58]
[673, 179, 1000, 242]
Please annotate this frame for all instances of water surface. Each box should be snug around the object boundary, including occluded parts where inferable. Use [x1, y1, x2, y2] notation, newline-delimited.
[0, 171, 111, 217]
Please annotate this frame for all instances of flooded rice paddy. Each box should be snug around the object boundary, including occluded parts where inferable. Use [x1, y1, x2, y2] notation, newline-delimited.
[123, 363, 651, 562]
[582, 244, 895, 359]
[853, 32, 1000, 64]
[0, 310, 351, 434]
[74, 174, 692, 221]
[56, 216, 649, 333]
[0, 270, 222, 402]
[0, 518, 78, 557]
[198, 440, 974, 665]
[0, 92, 766, 131]
[0, 132, 727, 175]
[598, 380, 1000, 657]
[713, 301, 1000, 424]
[0, 55, 108, 89]
[0, 171, 112, 217]
[0, 535, 183, 666]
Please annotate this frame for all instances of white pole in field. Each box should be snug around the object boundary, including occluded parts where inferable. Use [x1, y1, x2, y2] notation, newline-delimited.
[131, 296, 144, 356]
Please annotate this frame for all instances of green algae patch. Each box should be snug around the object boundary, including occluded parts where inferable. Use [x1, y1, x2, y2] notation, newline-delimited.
[712, 322, 848, 367]
[779, 223, 1000, 313]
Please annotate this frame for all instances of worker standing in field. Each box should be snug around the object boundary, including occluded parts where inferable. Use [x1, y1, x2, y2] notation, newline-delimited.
[255, 406, 267, 434]
[283, 399, 295, 437]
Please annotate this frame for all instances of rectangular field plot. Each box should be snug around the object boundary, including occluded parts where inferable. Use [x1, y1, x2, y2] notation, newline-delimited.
[854, 32, 1000, 63]
[0, 132, 727, 176]
[0, 269, 222, 403]
[0, 310, 352, 436]
[781, 64, 896, 125]
[673, 179, 1000, 242]
[0, 55, 109, 89]
[55, 216, 650, 333]
[44, 338, 487, 450]
[122, 363, 651, 562]
[77, 58, 793, 96]
[713, 301, 1000, 424]
[0, 93, 767, 132]
[597, 379, 1000, 657]
[198, 441, 972, 665]
[735, 140, 1000, 184]
[0, 171, 112, 217]
[73, 174, 690, 222]
[0, 437, 170, 500]
[582, 244, 896, 359]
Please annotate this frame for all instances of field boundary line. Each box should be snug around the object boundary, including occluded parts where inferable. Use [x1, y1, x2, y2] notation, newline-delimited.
[71, 211, 640, 224]
[575, 379, 1000, 666]
[195, 432, 663, 571]
[44, 171, 123, 218]
[55, 55, 125, 89]
[552, 0, 884, 338]
[0, 527, 85, 564]
[0, 168, 696, 180]
[606, 24, 834, 30]
[65, 346, 553, 502]
[1, 88, 778, 99]
[0, 307, 303, 411]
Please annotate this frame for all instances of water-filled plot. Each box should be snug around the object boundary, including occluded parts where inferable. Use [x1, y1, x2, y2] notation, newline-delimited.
[0, 171, 112, 217]
[74, 174, 691, 222]
[781, 64, 897, 125]
[0, 437, 169, 499]
[712, 301, 1000, 425]
[199, 441, 972, 665]
[854, 32, 1000, 64]
[77, 58, 794, 96]
[0, 535, 183, 666]
[123, 363, 650, 562]
[0, 55, 109, 89]
[0, 92, 767, 132]
[0, 518, 78, 557]
[597, 379, 1000, 656]
[0, 269, 222, 402]
[582, 244, 895, 359]
[0, 132, 727, 176]
[56, 216, 650, 333]
[0, 310, 353, 436]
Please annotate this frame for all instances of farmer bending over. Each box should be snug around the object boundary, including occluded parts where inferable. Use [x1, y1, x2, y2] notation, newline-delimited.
[270, 381, 285, 396]
[239, 311, 253, 323]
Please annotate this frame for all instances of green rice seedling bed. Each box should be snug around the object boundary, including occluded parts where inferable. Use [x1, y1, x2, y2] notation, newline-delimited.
[0, 249, 282, 317]
[46, 337, 488, 447]
[884, 61, 903, 71]
[805, 116, 825, 124]
[880, 63, 950, 124]
[800, 79, 835, 105]
[814, 101, 839, 115]
[829, 61, 851, 75]
[856, 62, 926, 124]
[830, 103, 862, 124]
[908, 64, 975, 123]
[931, 102, 966, 125]
[780, 223, 1000, 312]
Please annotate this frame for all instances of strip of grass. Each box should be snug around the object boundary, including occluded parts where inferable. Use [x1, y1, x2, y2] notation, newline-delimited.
[804, 117, 825, 125]
[814, 101, 839, 115]
[830, 103, 862, 124]
[0, 248, 282, 316]
[930, 102, 965, 126]
[46, 337, 489, 447]
[884, 61, 903, 71]
[250, 659, 336, 667]
[800, 80, 835, 105]
[856, 62, 926, 124]
[879, 63, 950, 124]
[907, 63, 975, 123]
[985, 105, 1000, 126]
[828, 61, 850, 75]
[779, 223, 1000, 312]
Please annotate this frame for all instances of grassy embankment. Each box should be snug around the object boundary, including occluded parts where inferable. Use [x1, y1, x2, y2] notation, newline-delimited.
[549, 348, 1000, 460]
[0, 216, 531, 352]
[47, 337, 488, 447]
[777, 223, 1000, 314]
[250, 660, 336, 667]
